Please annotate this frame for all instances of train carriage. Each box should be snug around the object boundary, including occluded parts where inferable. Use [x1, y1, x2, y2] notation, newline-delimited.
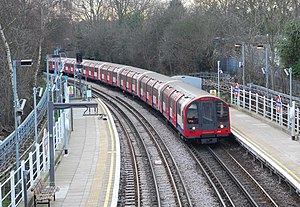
[128, 67, 149, 96]
[64, 59, 75, 74]
[54, 57, 231, 144]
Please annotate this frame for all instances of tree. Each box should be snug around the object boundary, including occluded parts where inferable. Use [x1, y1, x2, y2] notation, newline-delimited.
[279, 19, 300, 78]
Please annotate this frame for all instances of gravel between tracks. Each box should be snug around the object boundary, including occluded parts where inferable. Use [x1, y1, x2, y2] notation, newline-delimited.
[120, 94, 221, 206]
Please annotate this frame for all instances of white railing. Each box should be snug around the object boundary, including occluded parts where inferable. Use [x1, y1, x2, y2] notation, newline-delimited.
[0, 112, 67, 207]
[230, 86, 300, 135]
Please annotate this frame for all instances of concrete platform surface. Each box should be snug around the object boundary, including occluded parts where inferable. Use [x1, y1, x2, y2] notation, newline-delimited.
[230, 107, 300, 191]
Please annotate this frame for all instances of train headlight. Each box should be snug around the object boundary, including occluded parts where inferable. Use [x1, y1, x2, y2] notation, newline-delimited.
[192, 126, 196, 130]
[219, 124, 224, 129]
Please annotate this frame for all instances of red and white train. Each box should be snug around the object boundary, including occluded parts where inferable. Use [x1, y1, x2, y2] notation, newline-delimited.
[49, 57, 231, 143]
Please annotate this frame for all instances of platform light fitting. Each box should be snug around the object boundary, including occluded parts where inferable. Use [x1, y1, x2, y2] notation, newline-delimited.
[51, 84, 56, 92]
[20, 99, 27, 111]
[284, 68, 289, 76]
[38, 88, 44, 97]
[20, 59, 32, 66]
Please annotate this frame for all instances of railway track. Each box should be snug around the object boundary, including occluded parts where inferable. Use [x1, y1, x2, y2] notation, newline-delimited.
[0, 120, 47, 182]
[188, 144, 279, 207]
[93, 88, 192, 207]
[76, 80, 300, 206]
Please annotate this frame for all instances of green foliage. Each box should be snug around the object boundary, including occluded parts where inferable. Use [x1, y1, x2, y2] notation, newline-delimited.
[292, 59, 300, 78]
[278, 19, 300, 68]
[2, 198, 9, 207]
[123, 12, 144, 30]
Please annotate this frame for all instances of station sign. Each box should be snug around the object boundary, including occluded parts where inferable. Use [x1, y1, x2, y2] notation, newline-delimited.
[210, 90, 217, 96]
[234, 83, 239, 97]
[69, 86, 74, 98]
[276, 95, 282, 113]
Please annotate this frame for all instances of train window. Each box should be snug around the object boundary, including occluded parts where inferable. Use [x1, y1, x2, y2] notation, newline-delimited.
[216, 101, 228, 121]
[202, 102, 214, 125]
[186, 103, 198, 124]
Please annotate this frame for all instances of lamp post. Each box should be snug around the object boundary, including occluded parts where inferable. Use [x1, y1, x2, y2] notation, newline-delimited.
[13, 59, 32, 170]
[289, 67, 292, 107]
[257, 34, 269, 96]
[284, 67, 292, 106]
[33, 87, 43, 145]
[284, 67, 297, 140]
[13, 60, 19, 170]
[235, 42, 245, 89]
[217, 60, 222, 97]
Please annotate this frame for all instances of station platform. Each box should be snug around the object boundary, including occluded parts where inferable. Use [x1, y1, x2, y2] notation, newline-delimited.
[40, 98, 120, 207]
[230, 106, 300, 192]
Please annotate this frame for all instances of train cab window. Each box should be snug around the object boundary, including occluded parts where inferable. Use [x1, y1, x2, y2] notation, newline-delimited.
[201, 102, 214, 125]
[186, 103, 198, 124]
[216, 101, 229, 122]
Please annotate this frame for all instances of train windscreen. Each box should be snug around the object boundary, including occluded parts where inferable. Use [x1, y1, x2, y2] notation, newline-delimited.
[186, 100, 229, 131]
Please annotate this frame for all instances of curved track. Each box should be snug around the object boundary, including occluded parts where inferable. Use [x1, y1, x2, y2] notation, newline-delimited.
[93, 88, 192, 207]
[188, 144, 279, 207]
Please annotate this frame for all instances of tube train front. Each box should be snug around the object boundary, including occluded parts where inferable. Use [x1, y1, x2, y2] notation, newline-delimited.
[48, 57, 231, 143]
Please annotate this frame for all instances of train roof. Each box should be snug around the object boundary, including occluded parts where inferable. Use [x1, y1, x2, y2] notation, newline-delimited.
[146, 72, 174, 83]
[168, 81, 210, 98]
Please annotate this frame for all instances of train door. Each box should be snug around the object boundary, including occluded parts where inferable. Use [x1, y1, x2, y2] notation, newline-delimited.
[199, 101, 216, 130]
[88, 63, 95, 78]
[132, 73, 140, 95]
[120, 69, 128, 90]
[161, 86, 175, 119]
[112, 67, 119, 85]
[146, 79, 157, 106]
[141, 76, 150, 101]
[177, 96, 190, 133]
[127, 71, 136, 93]
[70, 60, 75, 74]
[117, 67, 127, 87]
[152, 82, 161, 109]
[107, 66, 114, 84]
[96, 63, 104, 81]
[101, 65, 109, 82]
[170, 92, 184, 126]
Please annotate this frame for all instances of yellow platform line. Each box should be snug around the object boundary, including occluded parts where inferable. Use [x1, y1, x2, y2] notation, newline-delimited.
[104, 106, 115, 207]
[86, 99, 116, 207]
[232, 126, 300, 183]
[86, 114, 108, 206]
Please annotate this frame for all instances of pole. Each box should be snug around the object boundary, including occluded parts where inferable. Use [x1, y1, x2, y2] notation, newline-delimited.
[22, 170, 28, 207]
[266, 47, 268, 92]
[34, 87, 38, 144]
[46, 54, 50, 102]
[74, 64, 77, 98]
[13, 60, 20, 170]
[48, 101, 55, 186]
[242, 42, 245, 89]
[265, 34, 269, 96]
[289, 67, 292, 106]
[217, 60, 220, 97]
[291, 101, 296, 140]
